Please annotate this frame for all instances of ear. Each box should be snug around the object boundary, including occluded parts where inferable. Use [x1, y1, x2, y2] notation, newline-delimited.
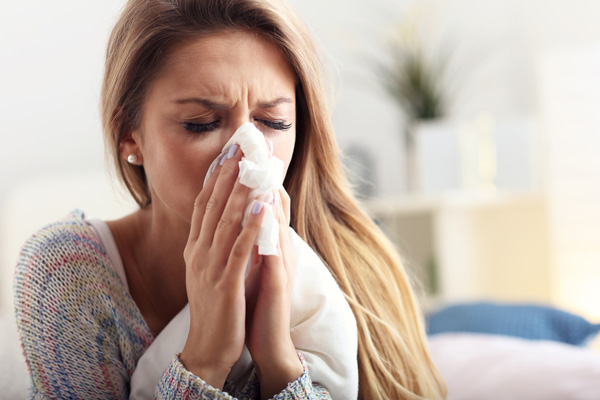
[119, 129, 144, 165]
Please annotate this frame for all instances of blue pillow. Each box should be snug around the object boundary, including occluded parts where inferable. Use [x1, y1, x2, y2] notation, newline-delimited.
[426, 301, 600, 346]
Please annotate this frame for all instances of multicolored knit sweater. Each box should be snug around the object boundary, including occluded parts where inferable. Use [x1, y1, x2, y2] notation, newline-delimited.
[13, 211, 330, 399]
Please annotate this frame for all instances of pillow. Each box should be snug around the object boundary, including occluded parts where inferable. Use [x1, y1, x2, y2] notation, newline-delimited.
[429, 333, 600, 400]
[426, 301, 600, 345]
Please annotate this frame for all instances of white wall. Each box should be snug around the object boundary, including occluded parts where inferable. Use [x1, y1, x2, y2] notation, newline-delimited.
[0, 0, 125, 199]
[539, 44, 600, 320]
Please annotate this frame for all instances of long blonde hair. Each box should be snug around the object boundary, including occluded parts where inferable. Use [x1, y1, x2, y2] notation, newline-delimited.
[101, 0, 447, 398]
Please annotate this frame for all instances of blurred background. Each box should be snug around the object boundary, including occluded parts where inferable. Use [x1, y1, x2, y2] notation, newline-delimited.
[1, 0, 599, 390]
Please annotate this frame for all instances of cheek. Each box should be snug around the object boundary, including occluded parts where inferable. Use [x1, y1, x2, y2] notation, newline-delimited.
[144, 136, 221, 217]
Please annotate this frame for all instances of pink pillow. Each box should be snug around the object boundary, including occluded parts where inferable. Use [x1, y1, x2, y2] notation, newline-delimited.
[429, 333, 600, 400]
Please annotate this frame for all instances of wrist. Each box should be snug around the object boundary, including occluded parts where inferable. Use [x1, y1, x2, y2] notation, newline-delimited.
[254, 348, 304, 399]
[256, 354, 304, 381]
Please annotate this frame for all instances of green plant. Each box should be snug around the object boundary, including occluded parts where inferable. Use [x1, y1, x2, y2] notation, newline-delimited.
[377, 16, 452, 147]
[381, 46, 448, 122]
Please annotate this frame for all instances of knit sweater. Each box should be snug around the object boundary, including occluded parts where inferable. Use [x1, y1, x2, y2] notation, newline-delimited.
[13, 211, 331, 399]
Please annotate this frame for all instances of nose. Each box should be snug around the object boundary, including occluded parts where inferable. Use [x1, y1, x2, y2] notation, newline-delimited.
[223, 111, 252, 139]
[221, 115, 269, 152]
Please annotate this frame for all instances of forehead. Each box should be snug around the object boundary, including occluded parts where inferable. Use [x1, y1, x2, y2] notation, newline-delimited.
[151, 30, 297, 101]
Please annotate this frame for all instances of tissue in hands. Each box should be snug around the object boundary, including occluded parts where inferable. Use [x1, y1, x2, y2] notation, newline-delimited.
[204, 122, 284, 255]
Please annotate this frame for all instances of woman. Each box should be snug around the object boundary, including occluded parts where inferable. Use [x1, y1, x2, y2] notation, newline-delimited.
[14, 0, 446, 399]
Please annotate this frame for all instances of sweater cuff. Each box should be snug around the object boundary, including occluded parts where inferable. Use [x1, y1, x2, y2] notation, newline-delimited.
[271, 352, 329, 399]
[155, 352, 329, 400]
[154, 354, 233, 400]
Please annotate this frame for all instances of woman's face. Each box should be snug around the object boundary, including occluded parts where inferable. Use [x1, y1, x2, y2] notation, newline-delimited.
[127, 30, 297, 223]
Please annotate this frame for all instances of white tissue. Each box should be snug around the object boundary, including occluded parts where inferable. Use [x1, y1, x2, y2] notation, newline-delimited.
[204, 122, 284, 255]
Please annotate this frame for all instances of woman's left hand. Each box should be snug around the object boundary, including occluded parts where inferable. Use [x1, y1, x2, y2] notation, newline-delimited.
[245, 187, 303, 398]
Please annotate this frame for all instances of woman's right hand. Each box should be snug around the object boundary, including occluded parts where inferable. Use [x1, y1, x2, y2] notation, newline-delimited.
[179, 144, 265, 389]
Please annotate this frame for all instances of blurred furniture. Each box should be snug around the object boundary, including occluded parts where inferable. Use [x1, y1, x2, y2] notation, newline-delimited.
[427, 301, 600, 345]
[364, 191, 549, 308]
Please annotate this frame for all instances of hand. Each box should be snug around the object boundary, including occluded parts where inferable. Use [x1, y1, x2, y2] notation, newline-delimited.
[245, 188, 304, 399]
[180, 146, 265, 389]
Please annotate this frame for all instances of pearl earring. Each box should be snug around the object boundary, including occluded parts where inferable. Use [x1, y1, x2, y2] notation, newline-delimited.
[127, 154, 137, 164]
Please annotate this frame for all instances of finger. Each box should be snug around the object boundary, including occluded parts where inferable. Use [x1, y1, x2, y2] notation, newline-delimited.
[188, 152, 224, 243]
[211, 178, 253, 258]
[198, 145, 243, 246]
[226, 201, 265, 280]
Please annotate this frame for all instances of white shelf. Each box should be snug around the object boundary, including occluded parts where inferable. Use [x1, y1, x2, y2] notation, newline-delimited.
[363, 190, 544, 215]
[361, 190, 550, 306]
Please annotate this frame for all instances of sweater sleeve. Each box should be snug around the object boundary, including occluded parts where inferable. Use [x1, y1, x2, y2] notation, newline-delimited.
[154, 353, 331, 400]
[13, 215, 153, 399]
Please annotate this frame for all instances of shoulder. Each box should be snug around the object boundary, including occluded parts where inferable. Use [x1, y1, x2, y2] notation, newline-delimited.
[14, 210, 131, 318]
[18, 209, 102, 257]
[15, 210, 114, 289]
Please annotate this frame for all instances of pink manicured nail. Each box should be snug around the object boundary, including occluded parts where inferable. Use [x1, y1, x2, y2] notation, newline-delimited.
[252, 201, 263, 215]
[267, 141, 273, 157]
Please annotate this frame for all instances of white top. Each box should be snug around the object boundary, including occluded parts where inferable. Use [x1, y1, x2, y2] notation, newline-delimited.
[85, 218, 359, 400]
[86, 218, 129, 291]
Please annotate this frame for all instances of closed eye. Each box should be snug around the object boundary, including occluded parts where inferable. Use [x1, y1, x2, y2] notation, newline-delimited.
[181, 120, 220, 134]
[254, 118, 292, 131]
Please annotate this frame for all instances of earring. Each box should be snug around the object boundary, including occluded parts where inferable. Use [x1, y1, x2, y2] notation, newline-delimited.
[127, 154, 138, 164]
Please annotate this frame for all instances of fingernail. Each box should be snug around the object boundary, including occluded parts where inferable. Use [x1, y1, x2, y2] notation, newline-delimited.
[252, 201, 263, 215]
[267, 141, 273, 157]
[227, 144, 239, 159]
[272, 191, 277, 206]
[219, 153, 227, 165]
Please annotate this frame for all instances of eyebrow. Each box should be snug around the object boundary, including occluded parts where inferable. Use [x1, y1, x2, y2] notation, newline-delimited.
[172, 97, 294, 109]
[172, 98, 229, 109]
[257, 97, 294, 109]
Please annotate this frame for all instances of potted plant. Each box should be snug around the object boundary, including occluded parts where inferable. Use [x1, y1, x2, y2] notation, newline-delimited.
[377, 11, 453, 192]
